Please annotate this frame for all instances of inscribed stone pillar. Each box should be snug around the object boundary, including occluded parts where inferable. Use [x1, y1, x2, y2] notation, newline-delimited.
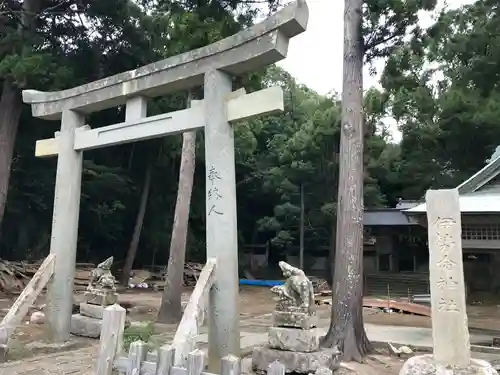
[426, 189, 470, 367]
[203, 70, 240, 371]
[46, 109, 85, 342]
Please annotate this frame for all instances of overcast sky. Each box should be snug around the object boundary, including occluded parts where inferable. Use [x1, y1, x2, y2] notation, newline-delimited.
[276, 0, 478, 141]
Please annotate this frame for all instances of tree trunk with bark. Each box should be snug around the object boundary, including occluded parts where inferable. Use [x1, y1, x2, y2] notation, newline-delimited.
[157, 101, 197, 323]
[325, 216, 337, 288]
[0, 81, 22, 235]
[120, 162, 153, 286]
[0, 0, 40, 239]
[321, 0, 372, 361]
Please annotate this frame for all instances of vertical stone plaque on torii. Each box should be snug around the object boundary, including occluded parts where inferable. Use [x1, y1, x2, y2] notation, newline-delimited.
[426, 189, 470, 367]
[21, 0, 309, 370]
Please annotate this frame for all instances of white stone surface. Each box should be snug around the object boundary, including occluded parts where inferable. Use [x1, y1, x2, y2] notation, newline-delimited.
[204, 70, 240, 371]
[426, 189, 470, 366]
[70, 314, 102, 338]
[314, 367, 333, 375]
[268, 327, 320, 352]
[76, 107, 202, 151]
[399, 354, 497, 375]
[35, 87, 283, 157]
[272, 310, 317, 329]
[46, 109, 85, 342]
[30, 311, 46, 324]
[125, 96, 147, 120]
[79, 303, 104, 320]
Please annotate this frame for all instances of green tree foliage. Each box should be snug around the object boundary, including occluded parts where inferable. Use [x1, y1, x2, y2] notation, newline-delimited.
[363, 0, 437, 63]
[0, 0, 271, 263]
[0, 0, 434, 278]
[247, 68, 393, 254]
[382, 0, 500, 199]
[0, 0, 163, 260]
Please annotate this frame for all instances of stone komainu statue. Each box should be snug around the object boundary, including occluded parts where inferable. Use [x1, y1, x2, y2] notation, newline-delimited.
[271, 261, 315, 313]
[87, 256, 116, 291]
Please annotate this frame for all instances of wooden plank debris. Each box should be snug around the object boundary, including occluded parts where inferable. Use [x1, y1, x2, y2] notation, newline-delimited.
[0, 259, 94, 294]
[145, 262, 204, 290]
[315, 296, 431, 317]
[0, 258, 204, 294]
[309, 277, 329, 294]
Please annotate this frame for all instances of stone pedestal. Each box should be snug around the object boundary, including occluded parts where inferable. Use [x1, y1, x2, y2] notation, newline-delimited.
[83, 289, 118, 306]
[252, 307, 338, 373]
[70, 311, 103, 338]
[252, 261, 336, 373]
[272, 303, 317, 330]
[252, 346, 340, 373]
[71, 291, 116, 338]
[80, 302, 105, 319]
[399, 354, 498, 375]
[268, 327, 320, 352]
[72, 257, 120, 339]
[272, 310, 317, 330]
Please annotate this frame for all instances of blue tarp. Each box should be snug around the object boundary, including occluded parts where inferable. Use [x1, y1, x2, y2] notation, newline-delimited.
[239, 279, 284, 287]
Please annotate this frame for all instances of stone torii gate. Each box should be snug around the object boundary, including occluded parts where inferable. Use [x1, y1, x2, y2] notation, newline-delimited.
[21, 0, 308, 365]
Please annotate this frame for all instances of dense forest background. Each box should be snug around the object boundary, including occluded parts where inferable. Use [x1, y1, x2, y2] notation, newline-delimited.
[1, 0, 499, 269]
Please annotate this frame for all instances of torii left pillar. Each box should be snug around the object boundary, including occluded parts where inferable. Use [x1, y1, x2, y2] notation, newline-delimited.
[46, 109, 85, 342]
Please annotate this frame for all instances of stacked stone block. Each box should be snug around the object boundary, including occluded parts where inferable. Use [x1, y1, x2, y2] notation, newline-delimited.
[71, 257, 119, 338]
[252, 304, 339, 374]
[70, 288, 118, 338]
[270, 304, 319, 352]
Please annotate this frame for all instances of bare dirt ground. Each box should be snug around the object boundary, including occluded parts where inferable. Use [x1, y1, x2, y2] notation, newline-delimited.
[118, 287, 500, 332]
[336, 353, 410, 375]
[0, 286, 499, 374]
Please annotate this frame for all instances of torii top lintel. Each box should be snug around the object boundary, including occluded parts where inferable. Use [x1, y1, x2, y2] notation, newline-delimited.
[22, 0, 308, 121]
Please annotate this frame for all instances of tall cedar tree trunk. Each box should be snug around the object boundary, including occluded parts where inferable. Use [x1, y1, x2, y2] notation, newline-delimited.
[326, 131, 340, 287]
[158, 95, 196, 323]
[325, 216, 337, 288]
[321, 0, 372, 361]
[0, 81, 22, 233]
[0, 0, 40, 238]
[120, 162, 154, 285]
